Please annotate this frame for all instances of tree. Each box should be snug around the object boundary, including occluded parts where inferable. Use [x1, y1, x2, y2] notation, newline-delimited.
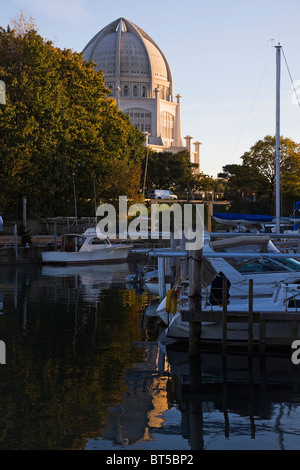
[9, 10, 37, 36]
[143, 150, 198, 194]
[218, 135, 300, 213]
[0, 14, 145, 217]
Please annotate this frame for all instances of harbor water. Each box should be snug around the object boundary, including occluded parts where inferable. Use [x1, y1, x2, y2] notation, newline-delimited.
[0, 261, 300, 450]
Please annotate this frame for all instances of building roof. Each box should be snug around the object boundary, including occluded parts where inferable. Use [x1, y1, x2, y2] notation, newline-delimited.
[82, 18, 173, 92]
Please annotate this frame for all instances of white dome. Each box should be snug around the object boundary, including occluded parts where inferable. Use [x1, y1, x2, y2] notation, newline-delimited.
[82, 18, 172, 94]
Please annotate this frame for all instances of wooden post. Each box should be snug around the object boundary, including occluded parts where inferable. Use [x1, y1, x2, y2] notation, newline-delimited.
[54, 222, 57, 251]
[207, 202, 213, 233]
[248, 279, 253, 355]
[14, 223, 18, 260]
[222, 354, 229, 437]
[259, 319, 266, 354]
[188, 248, 203, 356]
[180, 234, 188, 280]
[222, 278, 227, 354]
[188, 248, 204, 449]
[23, 196, 27, 228]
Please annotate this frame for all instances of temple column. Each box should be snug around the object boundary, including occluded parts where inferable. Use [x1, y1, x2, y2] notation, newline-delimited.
[175, 94, 183, 147]
[184, 135, 193, 159]
[193, 141, 202, 174]
[155, 87, 161, 143]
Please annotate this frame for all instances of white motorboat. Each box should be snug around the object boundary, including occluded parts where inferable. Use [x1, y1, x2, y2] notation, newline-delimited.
[156, 234, 300, 326]
[144, 276, 171, 296]
[126, 265, 172, 295]
[41, 228, 133, 265]
[164, 282, 300, 343]
[205, 235, 300, 297]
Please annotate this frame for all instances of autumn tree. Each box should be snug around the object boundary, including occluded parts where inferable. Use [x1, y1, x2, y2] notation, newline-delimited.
[0, 14, 145, 217]
[218, 135, 300, 213]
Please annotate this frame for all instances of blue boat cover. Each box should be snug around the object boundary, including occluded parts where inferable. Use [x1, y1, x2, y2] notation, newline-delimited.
[213, 213, 273, 223]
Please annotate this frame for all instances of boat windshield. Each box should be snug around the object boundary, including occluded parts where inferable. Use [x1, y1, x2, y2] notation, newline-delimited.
[229, 257, 298, 274]
[90, 237, 109, 245]
[274, 257, 300, 271]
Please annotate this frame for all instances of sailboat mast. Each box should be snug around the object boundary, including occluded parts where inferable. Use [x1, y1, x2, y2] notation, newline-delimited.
[275, 43, 281, 233]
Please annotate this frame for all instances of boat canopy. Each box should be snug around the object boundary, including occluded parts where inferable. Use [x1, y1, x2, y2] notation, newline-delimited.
[213, 212, 273, 225]
[211, 235, 271, 252]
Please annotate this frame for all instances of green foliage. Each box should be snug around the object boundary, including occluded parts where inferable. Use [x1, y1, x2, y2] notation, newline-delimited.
[218, 135, 300, 213]
[0, 20, 145, 217]
[144, 150, 199, 193]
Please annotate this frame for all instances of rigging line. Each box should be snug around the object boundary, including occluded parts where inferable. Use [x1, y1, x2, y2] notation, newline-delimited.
[230, 47, 275, 164]
[282, 47, 300, 109]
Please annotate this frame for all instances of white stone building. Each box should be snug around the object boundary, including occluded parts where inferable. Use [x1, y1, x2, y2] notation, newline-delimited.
[82, 17, 201, 172]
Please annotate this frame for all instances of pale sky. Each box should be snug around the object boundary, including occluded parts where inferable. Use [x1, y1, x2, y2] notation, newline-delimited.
[2, 0, 300, 177]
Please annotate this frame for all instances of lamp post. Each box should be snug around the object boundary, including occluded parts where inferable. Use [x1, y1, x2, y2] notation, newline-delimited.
[143, 132, 150, 196]
[72, 172, 77, 220]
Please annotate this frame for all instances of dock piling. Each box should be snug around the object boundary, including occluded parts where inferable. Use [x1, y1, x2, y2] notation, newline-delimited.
[248, 279, 254, 355]
[188, 248, 203, 357]
[222, 278, 228, 355]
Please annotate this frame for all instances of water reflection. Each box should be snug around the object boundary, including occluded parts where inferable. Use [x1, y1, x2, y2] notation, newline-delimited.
[0, 266, 300, 450]
[0, 263, 156, 450]
[163, 346, 300, 450]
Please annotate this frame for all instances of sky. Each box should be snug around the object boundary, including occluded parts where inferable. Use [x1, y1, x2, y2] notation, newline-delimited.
[2, 0, 300, 177]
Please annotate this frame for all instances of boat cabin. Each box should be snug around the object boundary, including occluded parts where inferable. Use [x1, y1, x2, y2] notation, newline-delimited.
[60, 233, 109, 252]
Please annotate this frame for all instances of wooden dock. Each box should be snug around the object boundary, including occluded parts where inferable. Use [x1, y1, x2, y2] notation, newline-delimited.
[182, 307, 300, 354]
[182, 278, 300, 355]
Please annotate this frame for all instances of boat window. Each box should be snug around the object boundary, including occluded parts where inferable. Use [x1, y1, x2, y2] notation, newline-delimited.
[91, 238, 108, 244]
[275, 257, 300, 272]
[231, 258, 290, 274]
[288, 298, 300, 308]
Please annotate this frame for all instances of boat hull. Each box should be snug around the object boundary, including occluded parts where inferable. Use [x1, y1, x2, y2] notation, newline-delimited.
[41, 246, 132, 265]
[165, 312, 300, 345]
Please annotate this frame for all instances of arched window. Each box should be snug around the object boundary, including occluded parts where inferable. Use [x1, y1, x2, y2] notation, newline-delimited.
[124, 108, 151, 134]
[124, 85, 129, 96]
[133, 85, 138, 97]
[161, 112, 174, 140]
[142, 86, 146, 97]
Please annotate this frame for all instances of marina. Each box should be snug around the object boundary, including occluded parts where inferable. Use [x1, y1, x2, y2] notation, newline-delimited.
[2, 1, 300, 454]
[0, 230, 300, 450]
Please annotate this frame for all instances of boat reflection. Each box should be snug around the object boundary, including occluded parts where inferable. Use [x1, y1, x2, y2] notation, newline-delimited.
[42, 263, 132, 302]
[162, 344, 300, 450]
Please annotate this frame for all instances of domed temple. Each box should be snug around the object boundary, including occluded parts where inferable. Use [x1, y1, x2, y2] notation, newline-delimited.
[82, 17, 201, 172]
